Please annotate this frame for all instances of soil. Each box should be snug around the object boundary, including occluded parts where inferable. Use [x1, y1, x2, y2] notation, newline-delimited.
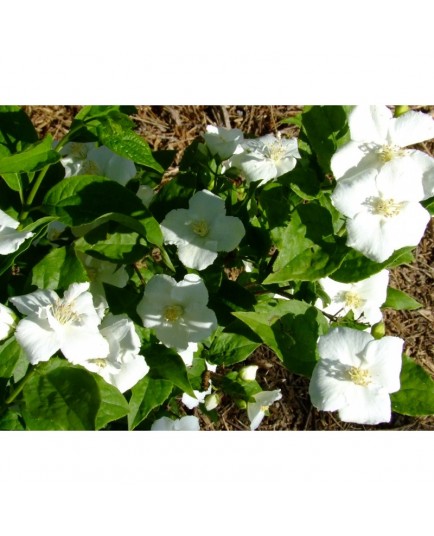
[22, 105, 434, 430]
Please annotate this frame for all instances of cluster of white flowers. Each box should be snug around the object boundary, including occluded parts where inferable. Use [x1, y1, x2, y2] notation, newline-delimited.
[9, 282, 148, 393]
[330, 106, 434, 262]
[59, 142, 137, 186]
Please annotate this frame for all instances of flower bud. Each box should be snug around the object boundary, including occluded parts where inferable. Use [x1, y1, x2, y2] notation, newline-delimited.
[238, 365, 258, 381]
[371, 321, 386, 339]
[204, 393, 221, 411]
[235, 399, 247, 410]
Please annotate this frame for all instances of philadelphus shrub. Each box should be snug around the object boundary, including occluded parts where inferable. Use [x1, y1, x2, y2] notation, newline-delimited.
[0, 104, 433, 431]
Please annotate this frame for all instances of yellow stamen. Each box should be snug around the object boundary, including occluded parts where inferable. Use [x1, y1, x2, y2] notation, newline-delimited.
[343, 291, 364, 310]
[371, 197, 404, 218]
[377, 144, 406, 162]
[51, 300, 79, 324]
[164, 304, 184, 322]
[348, 366, 371, 386]
[191, 220, 210, 237]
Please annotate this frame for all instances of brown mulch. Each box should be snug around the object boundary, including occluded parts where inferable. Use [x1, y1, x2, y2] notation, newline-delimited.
[22, 105, 434, 430]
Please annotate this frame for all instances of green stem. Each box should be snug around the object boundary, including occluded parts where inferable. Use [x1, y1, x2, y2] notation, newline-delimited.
[20, 164, 50, 220]
[5, 368, 36, 405]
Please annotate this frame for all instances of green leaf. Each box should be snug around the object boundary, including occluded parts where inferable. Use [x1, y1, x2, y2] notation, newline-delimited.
[421, 196, 434, 215]
[128, 376, 173, 430]
[383, 287, 422, 311]
[42, 175, 146, 226]
[331, 247, 415, 283]
[0, 408, 25, 430]
[263, 203, 348, 283]
[205, 325, 261, 366]
[22, 361, 101, 430]
[234, 299, 328, 376]
[145, 345, 194, 397]
[219, 373, 262, 402]
[2, 172, 24, 194]
[97, 117, 164, 173]
[0, 106, 38, 155]
[75, 230, 147, 264]
[0, 337, 23, 379]
[391, 355, 434, 416]
[32, 245, 88, 290]
[300, 105, 350, 174]
[0, 135, 60, 174]
[93, 374, 130, 430]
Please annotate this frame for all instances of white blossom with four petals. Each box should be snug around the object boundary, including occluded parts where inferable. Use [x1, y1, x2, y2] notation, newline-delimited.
[10, 282, 109, 365]
[204, 125, 244, 160]
[60, 142, 136, 186]
[331, 159, 431, 262]
[331, 105, 434, 199]
[136, 273, 217, 352]
[161, 189, 245, 271]
[317, 270, 389, 325]
[227, 133, 300, 185]
[0, 209, 34, 255]
[309, 327, 403, 425]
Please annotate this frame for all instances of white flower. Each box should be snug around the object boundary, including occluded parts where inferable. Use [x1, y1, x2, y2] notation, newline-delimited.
[331, 159, 431, 262]
[247, 389, 282, 431]
[151, 415, 200, 431]
[204, 125, 244, 160]
[331, 105, 434, 199]
[77, 252, 129, 318]
[161, 189, 245, 270]
[204, 392, 221, 411]
[0, 209, 34, 255]
[239, 365, 258, 381]
[227, 133, 300, 185]
[0, 303, 16, 341]
[177, 341, 198, 367]
[60, 142, 136, 186]
[10, 282, 109, 365]
[136, 273, 217, 351]
[309, 327, 403, 425]
[81, 314, 149, 393]
[317, 270, 389, 325]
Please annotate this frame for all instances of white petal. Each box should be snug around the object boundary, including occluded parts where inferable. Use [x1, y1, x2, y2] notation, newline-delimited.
[172, 273, 210, 305]
[404, 150, 434, 199]
[331, 141, 379, 179]
[15, 318, 60, 364]
[318, 327, 373, 366]
[10, 289, 58, 316]
[106, 355, 149, 393]
[331, 169, 378, 218]
[364, 336, 403, 393]
[248, 406, 265, 430]
[346, 212, 395, 262]
[204, 126, 244, 160]
[0, 227, 34, 255]
[375, 158, 425, 202]
[174, 415, 200, 431]
[155, 321, 190, 350]
[309, 361, 352, 411]
[177, 342, 198, 367]
[161, 208, 196, 246]
[232, 152, 277, 183]
[384, 202, 430, 251]
[59, 325, 110, 364]
[63, 282, 91, 304]
[0, 209, 19, 229]
[176, 242, 218, 270]
[182, 302, 217, 342]
[349, 105, 392, 144]
[275, 156, 297, 177]
[151, 417, 175, 431]
[355, 270, 389, 306]
[207, 214, 245, 252]
[188, 190, 226, 221]
[389, 110, 434, 147]
[338, 387, 391, 425]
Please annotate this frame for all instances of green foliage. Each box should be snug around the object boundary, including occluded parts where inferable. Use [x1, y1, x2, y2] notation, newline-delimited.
[0, 337, 23, 379]
[0, 135, 60, 174]
[93, 375, 130, 430]
[392, 356, 434, 416]
[128, 376, 173, 430]
[383, 287, 422, 311]
[145, 345, 195, 397]
[32, 245, 88, 290]
[22, 360, 101, 430]
[204, 325, 261, 366]
[0, 106, 38, 156]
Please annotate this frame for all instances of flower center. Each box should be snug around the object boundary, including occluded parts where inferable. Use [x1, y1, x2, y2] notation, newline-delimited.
[260, 405, 270, 413]
[268, 142, 286, 162]
[343, 291, 365, 309]
[51, 300, 79, 325]
[377, 144, 406, 162]
[191, 220, 210, 237]
[90, 358, 108, 369]
[81, 160, 101, 175]
[164, 304, 184, 322]
[371, 197, 404, 218]
[348, 366, 371, 386]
